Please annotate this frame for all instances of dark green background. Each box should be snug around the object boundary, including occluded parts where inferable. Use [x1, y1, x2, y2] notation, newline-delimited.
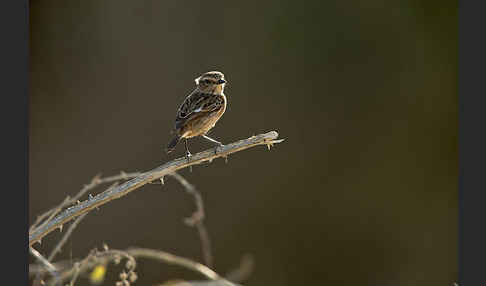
[29, 1, 457, 285]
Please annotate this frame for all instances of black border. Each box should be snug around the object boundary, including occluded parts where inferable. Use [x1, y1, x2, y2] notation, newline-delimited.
[0, 0, 29, 283]
[459, 1, 486, 285]
[3, 0, 485, 284]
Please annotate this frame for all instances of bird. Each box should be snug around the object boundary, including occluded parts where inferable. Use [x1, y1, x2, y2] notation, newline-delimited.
[166, 71, 228, 158]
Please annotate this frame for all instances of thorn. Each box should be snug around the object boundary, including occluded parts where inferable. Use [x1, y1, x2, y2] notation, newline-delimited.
[58, 224, 63, 232]
[91, 173, 102, 184]
[160, 177, 164, 185]
[103, 243, 109, 251]
[37, 239, 42, 245]
[265, 139, 284, 150]
[189, 165, 193, 172]
[120, 170, 127, 177]
[224, 155, 228, 164]
[208, 158, 213, 163]
[89, 194, 94, 200]
[76, 200, 81, 204]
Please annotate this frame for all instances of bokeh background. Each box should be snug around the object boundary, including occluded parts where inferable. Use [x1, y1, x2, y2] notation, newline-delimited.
[29, 1, 457, 285]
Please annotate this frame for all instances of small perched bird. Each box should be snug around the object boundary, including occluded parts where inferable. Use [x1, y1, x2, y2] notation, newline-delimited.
[166, 71, 228, 158]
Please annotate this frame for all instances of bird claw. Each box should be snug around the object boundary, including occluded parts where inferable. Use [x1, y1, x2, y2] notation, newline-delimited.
[213, 143, 222, 155]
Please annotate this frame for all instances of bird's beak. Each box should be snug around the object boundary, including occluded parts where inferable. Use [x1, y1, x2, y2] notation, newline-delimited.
[217, 79, 226, 84]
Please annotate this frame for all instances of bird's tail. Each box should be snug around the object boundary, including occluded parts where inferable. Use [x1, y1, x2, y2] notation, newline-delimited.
[166, 134, 181, 153]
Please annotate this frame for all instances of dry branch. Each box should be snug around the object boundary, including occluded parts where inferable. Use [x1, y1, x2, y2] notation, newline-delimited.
[30, 172, 141, 233]
[29, 131, 283, 246]
[45, 246, 237, 286]
[29, 247, 58, 278]
[47, 247, 137, 286]
[169, 172, 213, 267]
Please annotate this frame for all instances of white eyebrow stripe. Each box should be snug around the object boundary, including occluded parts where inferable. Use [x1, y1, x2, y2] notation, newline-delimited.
[194, 107, 203, 112]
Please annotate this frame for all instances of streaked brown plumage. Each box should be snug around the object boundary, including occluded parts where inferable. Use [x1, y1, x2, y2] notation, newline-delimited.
[166, 71, 228, 157]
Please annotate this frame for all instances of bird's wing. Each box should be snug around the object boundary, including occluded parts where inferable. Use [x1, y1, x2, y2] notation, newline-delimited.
[174, 91, 224, 130]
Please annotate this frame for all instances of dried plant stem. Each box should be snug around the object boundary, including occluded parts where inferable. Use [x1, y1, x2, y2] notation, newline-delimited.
[126, 248, 221, 280]
[169, 172, 213, 267]
[46, 247, 236, 286]
[48, 213, 88, 261]
[29, 131, 283, 246]
[29, 247, 58, 278]
[30, 172, 141, 233]
[224, 254, 254, 283]
[47, 248, 137, 286]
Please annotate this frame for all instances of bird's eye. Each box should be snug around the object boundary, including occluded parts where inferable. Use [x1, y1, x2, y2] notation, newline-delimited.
[204, 79, 211, 84]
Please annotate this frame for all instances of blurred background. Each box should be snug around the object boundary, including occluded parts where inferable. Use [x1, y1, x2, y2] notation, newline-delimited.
[29, 1, 457, 285]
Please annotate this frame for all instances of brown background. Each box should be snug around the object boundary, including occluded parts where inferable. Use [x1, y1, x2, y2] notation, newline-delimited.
[29, 1, 457, 285]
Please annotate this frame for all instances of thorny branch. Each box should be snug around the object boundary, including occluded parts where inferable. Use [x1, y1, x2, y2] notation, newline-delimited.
[29, 131, 283, 246]
[32, 182, 131, 286]
[30, 172, 141, 233]
[45, 183, 121, 263]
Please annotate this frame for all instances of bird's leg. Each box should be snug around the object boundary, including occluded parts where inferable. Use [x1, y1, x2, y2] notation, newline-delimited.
[185, 138, 192, 161]
[202, 134, 224, 154]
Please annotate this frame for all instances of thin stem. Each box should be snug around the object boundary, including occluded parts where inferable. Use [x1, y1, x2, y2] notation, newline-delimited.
[169, 172, 213, 267]
[29, 247, 58, 278]
[30, 172, 141, 233]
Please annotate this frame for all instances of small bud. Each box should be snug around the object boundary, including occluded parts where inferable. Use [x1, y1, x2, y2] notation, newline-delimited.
[119, 271, 128, 280]
[102, 243, 109, 251]
[125, 259, 134, 269]
[129, 271, 138, 282]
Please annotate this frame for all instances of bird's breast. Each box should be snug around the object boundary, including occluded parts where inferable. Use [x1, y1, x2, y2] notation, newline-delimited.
[181, 94, 227, 138]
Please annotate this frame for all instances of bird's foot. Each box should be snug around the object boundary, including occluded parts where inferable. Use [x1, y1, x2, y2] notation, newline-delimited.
[185, 151, 192, 162]
[214, 143, 224, 155]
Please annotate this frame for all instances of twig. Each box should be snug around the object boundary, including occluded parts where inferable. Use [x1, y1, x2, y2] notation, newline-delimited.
[29, 261, 72, 276]
[29, 247, 58, 278]
[30, 172, 141, 233]
[46, 182, 118, 262]
[126, 247, 221, 280]
[48, 213, 88, 262]
[169, 172, 213, 267]
[46, 246, 236, 286]
[32, 183, 121, 286]
[68, 262, 81, 286]
[29, 131, 283, 246]
[224, 254, 254, 283]
[47, 247, 137, 286]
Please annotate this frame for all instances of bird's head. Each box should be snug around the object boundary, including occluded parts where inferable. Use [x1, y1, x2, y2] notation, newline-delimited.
[195, 71, 227, 94]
